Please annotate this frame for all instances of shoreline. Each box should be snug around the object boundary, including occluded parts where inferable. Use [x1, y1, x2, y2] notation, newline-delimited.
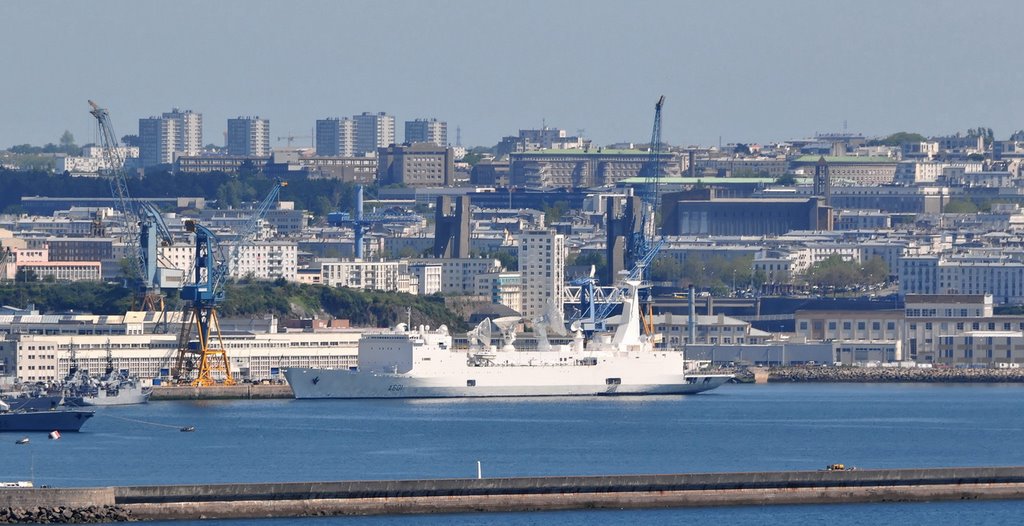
[752, 366, 1024, 383]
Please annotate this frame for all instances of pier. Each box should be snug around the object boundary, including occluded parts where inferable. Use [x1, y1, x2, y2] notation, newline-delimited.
[150, 384, 293, 400]
[3, 466, 1024, 521]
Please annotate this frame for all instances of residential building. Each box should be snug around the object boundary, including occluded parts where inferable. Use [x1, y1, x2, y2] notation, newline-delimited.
[404, 119, 447, 147]
[474, 272, 523, 314]
[898, 256, 1024, 304]
[409, 258, 502, 295]
[316, 117, 356, 157]
[354, 112, 395, 155]
[518, 230, 565, 320]
[57, 146, 140, 175]
[138, 109, 202, 168]
[227, 116, 271, 157]
[320, 259, 413, 293]
[409, 263, 442, 295]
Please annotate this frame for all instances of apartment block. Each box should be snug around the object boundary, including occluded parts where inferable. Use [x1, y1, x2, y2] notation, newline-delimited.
[227, 116, 271, 157]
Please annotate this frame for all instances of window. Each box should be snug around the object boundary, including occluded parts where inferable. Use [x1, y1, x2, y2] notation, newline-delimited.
[466, 380, 476, 387]
[605, 378, 622, 385]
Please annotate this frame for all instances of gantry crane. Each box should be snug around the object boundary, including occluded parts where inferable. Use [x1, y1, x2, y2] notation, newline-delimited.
[172, 181, 287, 386]
[632, 96, 666, 334]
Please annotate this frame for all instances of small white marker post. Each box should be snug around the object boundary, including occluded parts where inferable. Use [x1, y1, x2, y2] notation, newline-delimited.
[477, 460, 482, 479]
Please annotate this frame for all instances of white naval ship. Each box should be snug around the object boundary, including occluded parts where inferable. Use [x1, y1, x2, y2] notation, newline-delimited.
[285, 281, 732, 399]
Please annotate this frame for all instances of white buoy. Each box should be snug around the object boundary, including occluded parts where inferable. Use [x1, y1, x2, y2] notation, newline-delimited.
[48, 430, 61, 440]
[477, 460, 482, 479]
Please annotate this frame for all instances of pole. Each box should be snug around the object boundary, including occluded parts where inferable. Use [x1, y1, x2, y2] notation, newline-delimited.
[477, 460, 482, 479]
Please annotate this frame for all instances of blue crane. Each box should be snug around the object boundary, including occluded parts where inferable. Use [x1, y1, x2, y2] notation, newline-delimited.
[172, 181, 287, 386]
[334, 185, 420, 259]
[89, 101, 179, 313]
[571, 96, 667, 336]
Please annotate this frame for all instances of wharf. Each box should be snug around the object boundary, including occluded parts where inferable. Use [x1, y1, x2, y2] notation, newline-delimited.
[151, 384, 293, 400]
[764, 366, 1024, 383]
[2, 466, 1024, 521]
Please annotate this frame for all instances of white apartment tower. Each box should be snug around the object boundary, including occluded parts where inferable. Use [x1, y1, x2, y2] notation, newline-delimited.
[227, 116, 271, 157]
[315, 117, 356, 157]
[354, 112, 395, 155]
[138, 108, 203, 167]
[404, 118, 447, 147]
[518, 229, 566, 320]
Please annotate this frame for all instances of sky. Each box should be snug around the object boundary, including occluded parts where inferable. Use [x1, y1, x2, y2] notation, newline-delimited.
[3, 0, 1023, 150]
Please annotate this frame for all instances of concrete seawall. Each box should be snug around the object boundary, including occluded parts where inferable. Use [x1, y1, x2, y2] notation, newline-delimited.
[766, 366, 1024, 383]
[5, 467, 1023, 522]
[151, 384, 293, 400]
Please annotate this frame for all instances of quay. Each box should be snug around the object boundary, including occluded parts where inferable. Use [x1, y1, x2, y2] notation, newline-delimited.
[150, 384, 293, 400]
[2, 466, 1024, 521]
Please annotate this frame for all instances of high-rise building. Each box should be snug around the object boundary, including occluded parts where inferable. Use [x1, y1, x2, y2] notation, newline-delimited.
[227, 116, 271, 157]
[162, 108, 203, 157]
[138, 117, 176, 167]
[138, 108, 203, 167]
[354, 112, 395, 155]
[518, 229, 565, 320]
[404, 118, 447, 147]
[315, 117, 356, 157]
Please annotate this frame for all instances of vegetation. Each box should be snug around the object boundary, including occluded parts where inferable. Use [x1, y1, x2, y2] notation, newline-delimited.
[650, 254, 764, 294]
[943, 199, 980, 214]
[802, 255, 889, 292]
[543, 200, 570, 224]
[0, 280, 468, 332]
[775, 173, 798, 186]
[567, 252, 607, 281]
[966, 126, 995, 148]
[221, 280, 468, 332]
[867, 132, 927, 147]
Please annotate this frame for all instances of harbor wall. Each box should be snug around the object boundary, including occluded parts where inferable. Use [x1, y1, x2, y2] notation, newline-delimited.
[7, 467, 1024, 522]
[151, 384, 293, 400]
[0, 487, 113, 508]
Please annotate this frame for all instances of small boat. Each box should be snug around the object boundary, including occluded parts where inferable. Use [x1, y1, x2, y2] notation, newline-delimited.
[15, 437, 29, 445]
[180, 426, 196, 433]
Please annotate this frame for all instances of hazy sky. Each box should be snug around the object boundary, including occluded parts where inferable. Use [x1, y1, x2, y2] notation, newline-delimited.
[4, 0, 1022, 149]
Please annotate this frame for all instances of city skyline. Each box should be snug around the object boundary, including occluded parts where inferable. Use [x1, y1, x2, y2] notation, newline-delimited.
[4, 0, 1023, 150]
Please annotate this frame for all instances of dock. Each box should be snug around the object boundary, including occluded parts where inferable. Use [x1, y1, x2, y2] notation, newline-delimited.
[150, 384, 293, 400]
[3, 466, 1024, 521]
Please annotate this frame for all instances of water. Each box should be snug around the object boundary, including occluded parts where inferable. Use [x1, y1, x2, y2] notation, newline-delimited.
[3, 383, 1024, 524]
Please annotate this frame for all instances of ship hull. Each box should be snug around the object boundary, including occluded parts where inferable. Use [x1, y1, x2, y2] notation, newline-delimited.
[285, 368, 731, 399]
[80, 387, 152, 406]
[0, 410, 94, 432]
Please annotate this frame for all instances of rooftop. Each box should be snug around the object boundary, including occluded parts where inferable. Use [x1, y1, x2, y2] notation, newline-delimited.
[794, 155, 896, 164]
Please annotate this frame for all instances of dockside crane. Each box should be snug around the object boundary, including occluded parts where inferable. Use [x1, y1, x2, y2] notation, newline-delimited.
[337, 185, 420, 259]
[172, 181, 287, 386]
[88, 101, 180, 313]
[566, 96, 669, 338]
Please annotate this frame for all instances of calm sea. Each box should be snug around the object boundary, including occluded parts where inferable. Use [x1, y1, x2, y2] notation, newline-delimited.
[2, 383, 1024, 524]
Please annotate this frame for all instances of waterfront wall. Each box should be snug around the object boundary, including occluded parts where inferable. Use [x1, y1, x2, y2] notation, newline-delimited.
[8, 467, 1024, 521]
[766, 366, 1024, 383]
[151, 384, 293, 400]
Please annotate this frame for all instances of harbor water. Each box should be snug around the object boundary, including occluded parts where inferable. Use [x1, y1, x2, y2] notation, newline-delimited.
[2, 383, 1024, 524]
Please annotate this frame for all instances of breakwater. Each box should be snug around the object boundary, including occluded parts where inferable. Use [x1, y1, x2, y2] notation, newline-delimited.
[150, 384, 293, 400]
[0, 505, 131, 523]
[4, 467, 1024, 522]
[765, 366, 1024, 383]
